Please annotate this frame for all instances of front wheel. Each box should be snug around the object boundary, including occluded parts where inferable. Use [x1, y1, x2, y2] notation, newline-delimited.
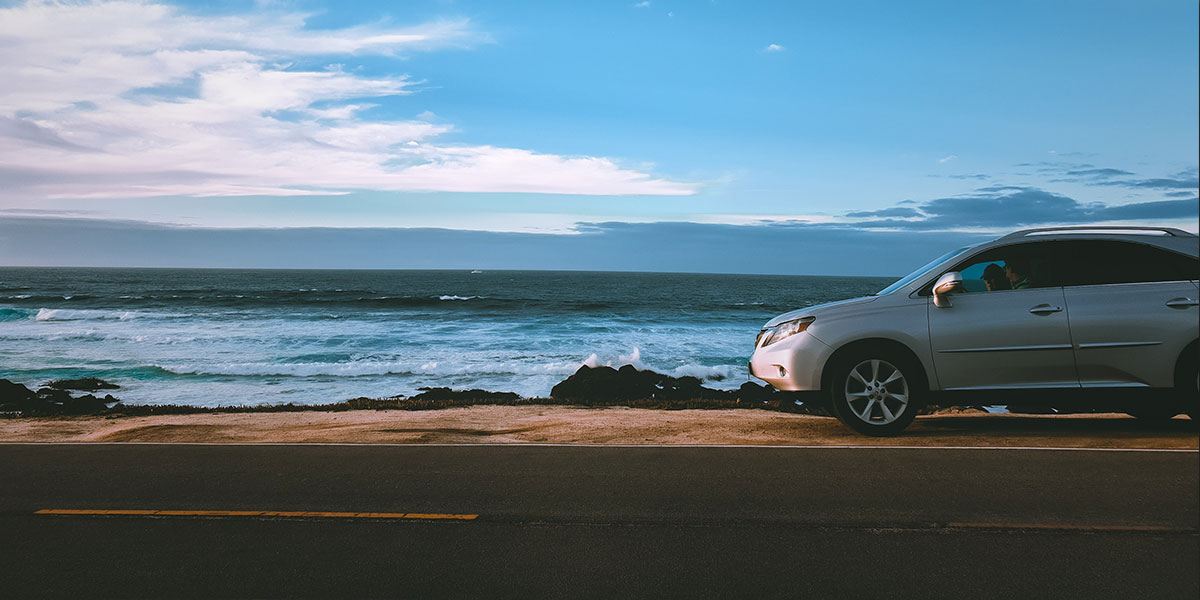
[828, 349, 925, 436]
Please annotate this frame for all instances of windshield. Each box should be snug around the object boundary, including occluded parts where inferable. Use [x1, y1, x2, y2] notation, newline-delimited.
[875, 246, 972, 296]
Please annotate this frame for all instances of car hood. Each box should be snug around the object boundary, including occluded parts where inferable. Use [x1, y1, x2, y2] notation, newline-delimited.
[762, 296, 879, 328]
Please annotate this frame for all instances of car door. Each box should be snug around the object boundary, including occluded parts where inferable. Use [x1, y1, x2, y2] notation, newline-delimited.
[926, 241, 1079, 390]
[1058, 240, 1200, 388]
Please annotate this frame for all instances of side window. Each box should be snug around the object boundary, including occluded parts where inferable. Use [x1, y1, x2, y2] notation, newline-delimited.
[1060, 241, 1200, 286]
[920, 241, 1061, 294]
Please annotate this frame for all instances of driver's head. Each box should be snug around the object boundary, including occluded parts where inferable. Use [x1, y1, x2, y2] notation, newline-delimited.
[982, 263, 1007, 290]
[1004, 258, 1029, 282]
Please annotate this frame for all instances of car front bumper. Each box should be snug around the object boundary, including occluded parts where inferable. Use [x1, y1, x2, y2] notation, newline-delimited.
[749, 331, 833, 392]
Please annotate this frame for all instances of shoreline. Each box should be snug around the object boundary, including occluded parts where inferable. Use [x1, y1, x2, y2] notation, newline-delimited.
[2, 406, 1195, 449]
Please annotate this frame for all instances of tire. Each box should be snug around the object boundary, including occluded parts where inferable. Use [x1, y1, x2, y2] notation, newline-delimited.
[827, 347, 925, 436]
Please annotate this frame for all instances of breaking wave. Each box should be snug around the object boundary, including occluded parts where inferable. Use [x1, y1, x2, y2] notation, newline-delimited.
[34, 308, 139, 321]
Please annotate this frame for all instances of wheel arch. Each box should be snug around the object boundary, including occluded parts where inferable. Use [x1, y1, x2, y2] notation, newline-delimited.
[820, 337, 932, 395]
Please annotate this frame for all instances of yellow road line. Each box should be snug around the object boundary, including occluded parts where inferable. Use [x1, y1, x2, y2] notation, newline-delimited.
[35, 509, 477, 520]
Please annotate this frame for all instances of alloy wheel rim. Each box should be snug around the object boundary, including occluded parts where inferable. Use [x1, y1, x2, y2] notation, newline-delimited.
[844, 359, 909, 425]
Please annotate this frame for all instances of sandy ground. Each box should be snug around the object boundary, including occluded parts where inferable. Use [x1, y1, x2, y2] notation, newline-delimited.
[0, 406, 1196, 448]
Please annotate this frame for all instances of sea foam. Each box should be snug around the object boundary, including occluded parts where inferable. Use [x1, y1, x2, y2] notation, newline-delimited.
[35, 308, 138, 321]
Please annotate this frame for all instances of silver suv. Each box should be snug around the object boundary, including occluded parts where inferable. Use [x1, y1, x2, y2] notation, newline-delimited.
[750, 226, 1199, 435]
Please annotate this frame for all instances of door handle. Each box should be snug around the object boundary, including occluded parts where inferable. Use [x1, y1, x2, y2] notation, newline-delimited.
[1166, 297, 1198, 308]
[1028, 304, 1063, 315]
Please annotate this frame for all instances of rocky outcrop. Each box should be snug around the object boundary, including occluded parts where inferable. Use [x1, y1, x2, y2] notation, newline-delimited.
[550, 365, 827, 414]
[551, 365, 726, 403]
[408, 387, 521, 403]
[46, 377, 120, 391]
[1, 379, 37, 412]
[0, 379, 119, 415]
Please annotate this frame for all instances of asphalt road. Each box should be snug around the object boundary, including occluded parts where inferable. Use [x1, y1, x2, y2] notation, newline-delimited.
[1, 443, 1196, 599]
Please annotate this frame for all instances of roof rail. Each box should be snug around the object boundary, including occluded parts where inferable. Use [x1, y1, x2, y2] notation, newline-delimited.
[1000, 226, 1195, 240]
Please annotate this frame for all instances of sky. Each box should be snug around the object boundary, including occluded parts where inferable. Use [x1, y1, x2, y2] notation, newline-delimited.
[0, 0, 1197, 274]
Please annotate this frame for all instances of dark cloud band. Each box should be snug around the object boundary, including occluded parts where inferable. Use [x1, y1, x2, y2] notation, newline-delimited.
[847, 187, 1198, 230]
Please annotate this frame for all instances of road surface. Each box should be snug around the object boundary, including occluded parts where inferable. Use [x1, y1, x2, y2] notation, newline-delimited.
[1, 443, 1196, 598]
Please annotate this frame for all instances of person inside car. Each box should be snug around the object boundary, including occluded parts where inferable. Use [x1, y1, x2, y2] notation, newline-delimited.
[982, 263, 1011, 291]
[1005, 258, 1033, 289]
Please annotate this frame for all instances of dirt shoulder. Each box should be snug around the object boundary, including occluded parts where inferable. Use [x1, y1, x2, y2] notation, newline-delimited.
[1, 406, 1195, 449]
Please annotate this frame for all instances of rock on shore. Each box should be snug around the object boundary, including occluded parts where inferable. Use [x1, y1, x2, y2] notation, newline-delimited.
[0, 379, 119, 415]
[551, 365, 826, 414]
[46, 377, 120, 392]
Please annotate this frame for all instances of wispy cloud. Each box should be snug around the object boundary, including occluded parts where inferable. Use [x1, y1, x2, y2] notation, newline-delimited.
[938, 155, 957, 163]
[1093, 176, 1199, 190]
[844, 207, 923, 219]
[1062, 167, 1134, 178]
[764, 43, 784, 52]
[1021, 162, 1198, 194]
[0, 208, 98, 216]
[633, 1, 651, 8]
[0, 0, 696, 200]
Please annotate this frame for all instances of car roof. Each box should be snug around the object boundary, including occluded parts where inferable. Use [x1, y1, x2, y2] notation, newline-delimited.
[991, 226, 1199, 257]
[892, 226, 1199, 297]
[998, 226, 1195, 239]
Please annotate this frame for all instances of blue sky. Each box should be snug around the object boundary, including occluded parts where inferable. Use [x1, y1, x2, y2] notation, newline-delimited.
[0, 0, 1196, 272]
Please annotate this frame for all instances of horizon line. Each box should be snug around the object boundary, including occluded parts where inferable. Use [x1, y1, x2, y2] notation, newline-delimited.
[0, 265, 901, 279]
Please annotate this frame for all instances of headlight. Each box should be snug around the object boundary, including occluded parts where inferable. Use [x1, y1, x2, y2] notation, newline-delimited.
[757, 317, 815, 347]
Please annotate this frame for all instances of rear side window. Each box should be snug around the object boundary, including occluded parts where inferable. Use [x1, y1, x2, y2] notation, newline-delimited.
[1059, 240, 1199, 286]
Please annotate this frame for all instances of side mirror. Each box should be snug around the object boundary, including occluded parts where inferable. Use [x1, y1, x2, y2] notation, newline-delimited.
[932, 272, 964, 308]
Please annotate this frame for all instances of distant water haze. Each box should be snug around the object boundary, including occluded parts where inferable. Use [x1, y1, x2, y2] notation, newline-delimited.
[0, 216, 998, 276]
[0, 268, 893, 406]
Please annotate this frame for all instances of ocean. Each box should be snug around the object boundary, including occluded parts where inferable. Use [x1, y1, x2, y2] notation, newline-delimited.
[0, 268, 894, 407]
